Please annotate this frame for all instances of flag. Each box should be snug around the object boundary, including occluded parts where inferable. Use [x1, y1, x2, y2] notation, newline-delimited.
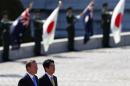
[42, 1, 62, 52]
[111, 0, 125, 44]
[10, 8, 30, 33]
[10, 8, 30, 49]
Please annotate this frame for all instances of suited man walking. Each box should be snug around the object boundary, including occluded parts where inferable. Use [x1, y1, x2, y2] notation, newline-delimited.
[39, 59, 58, 86]
[18, 60, 38, 86]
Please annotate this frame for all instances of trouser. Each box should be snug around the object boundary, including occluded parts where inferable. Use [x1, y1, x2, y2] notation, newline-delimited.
[68, 35, 74, 51]
[102, 26, 110, 47]
[2, 44, 9, 61]
[34, 41, 41, 55]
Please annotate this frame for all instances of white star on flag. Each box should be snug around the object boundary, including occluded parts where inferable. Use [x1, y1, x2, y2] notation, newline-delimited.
[42, 1, 62, 52]
[111, 0, 125, 44]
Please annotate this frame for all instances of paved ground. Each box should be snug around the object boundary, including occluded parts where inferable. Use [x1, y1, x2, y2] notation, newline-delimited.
[0, 46, 130, 86]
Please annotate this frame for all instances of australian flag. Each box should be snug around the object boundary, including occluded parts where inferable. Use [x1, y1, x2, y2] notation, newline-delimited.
[10, 8, 30, 50]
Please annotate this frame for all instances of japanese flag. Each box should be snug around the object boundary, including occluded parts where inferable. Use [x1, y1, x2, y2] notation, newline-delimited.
[111, 0, 125, 44]
[42, 1, 62, 52]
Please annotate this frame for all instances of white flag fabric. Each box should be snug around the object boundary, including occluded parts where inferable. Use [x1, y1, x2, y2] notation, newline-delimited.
[111, 0, 125, 44]
[42, 3, 61, 52]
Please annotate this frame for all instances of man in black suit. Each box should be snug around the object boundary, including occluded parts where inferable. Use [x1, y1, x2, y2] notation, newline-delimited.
[101, 3, 111, 48]
[0, 11, 11, 62]
[33, 12, 43, 56]
[66, 7, 76, 51]
[39, 59, 58, 86]
[18, 60, 38, 86]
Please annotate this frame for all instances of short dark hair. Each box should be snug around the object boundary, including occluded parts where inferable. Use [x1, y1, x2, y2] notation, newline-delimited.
[26, 60, 36, 69]
[43, 59, 54, 71]
[103, 2, 108, 7]
[66, 7, 73, 12]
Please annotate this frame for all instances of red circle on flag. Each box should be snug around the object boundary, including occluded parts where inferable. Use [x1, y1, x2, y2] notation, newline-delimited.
[115, 13, 123, 28]
[47, 21, 55, 34]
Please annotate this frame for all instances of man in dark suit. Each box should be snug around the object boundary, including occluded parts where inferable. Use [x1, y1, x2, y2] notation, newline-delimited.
[0, 11, 11, 62]
[18, 60, 38, 86]
[101, 3, 111, 48]
[66, 7, 76, 51]
[33, 12, 43, 56]
[39, 59, 58, 86]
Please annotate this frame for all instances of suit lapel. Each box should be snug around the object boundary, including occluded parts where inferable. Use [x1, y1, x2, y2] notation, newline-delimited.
[26, 74, 36, 86]
[53, 77, 57, 86]
[45, 74, 57, 86]
[45, 74, 53, 86]
[26, 74, 34, 86]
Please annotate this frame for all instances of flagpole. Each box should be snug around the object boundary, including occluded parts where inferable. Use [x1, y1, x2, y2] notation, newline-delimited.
[28, 0, 34, 10]
[80, 0, 95, 17]
[58, 0, 62, 8]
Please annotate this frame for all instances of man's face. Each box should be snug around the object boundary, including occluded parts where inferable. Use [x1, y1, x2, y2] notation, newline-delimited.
[2, 15, 8, 21]
[46, 63, 55, 75]
[35, 13, 41, 18]
[27, 62, 38, 75]
[103, 5, 108, 10]
[68, 9, 73, 15]
[3, 15, 8, 19]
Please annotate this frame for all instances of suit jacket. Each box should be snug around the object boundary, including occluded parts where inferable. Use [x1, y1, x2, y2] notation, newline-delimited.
[39, 74, 58, 86]
[83, 10, 93, 36]
[18, 74, 38, 86]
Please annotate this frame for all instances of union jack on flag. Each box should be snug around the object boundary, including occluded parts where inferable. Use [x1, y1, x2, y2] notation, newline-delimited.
[10, 8, 30, 33]
[10, 8, 30, 49]
[20, 8, 30, 27]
